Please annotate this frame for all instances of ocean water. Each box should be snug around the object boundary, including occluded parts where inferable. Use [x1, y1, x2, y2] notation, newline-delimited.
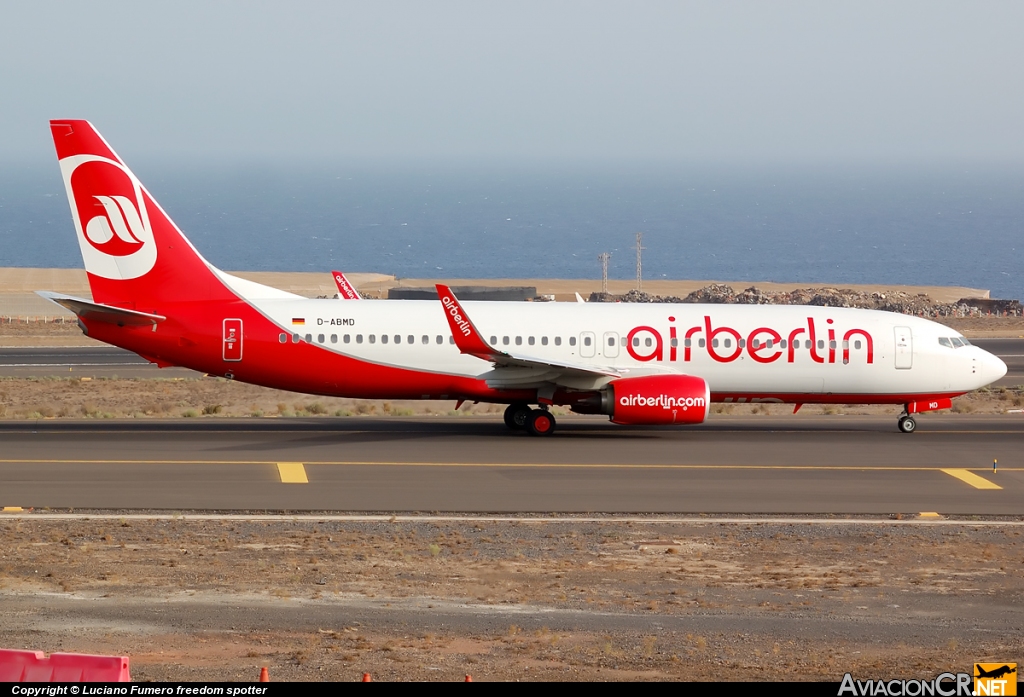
[1, 161, 1022, 300]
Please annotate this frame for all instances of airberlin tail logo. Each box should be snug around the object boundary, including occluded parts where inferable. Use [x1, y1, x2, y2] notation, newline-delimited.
[60, 155, 157, 280]
[84, 195, 146, 255]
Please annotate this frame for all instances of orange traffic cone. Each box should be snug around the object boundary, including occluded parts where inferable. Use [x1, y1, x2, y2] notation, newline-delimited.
[259, 667, 269, 682]
[362, 673, 372, 682]
[465, 675, 473, 682]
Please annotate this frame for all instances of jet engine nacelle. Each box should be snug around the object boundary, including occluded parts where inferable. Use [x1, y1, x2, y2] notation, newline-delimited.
[607, 374, 710, 425]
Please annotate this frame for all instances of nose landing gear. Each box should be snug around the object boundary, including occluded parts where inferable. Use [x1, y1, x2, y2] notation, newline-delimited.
[897, 414, 917, 433]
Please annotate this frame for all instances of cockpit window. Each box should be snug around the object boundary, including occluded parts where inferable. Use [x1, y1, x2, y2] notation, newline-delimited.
[959, 337, 971, 346]
[938, 337, 953, 348]
[951, 337, 966, 348]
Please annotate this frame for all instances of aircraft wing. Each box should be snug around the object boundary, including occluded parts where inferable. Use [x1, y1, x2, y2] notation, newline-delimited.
[36, 291, 166, 327]
[434, 284, 621, 381]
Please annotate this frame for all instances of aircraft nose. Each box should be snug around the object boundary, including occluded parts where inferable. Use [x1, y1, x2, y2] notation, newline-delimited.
[979, 349, 1007, 385]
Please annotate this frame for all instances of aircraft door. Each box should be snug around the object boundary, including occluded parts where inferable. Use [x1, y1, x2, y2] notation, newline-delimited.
[580, 331, 596, 358]
[894, 326, 912, 369]
[223, 318, 243, 361]
[603, 331, 619, 358]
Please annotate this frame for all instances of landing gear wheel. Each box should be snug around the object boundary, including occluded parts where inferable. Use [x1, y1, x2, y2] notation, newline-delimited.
[503, 403, 531, 430]
[898, 415, 917, 433]
[527, 409, 556, 437]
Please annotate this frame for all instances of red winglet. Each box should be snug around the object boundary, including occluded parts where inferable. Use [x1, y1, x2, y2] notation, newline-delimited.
[435, 285, 495, 358]
[331, 270, 361, 299]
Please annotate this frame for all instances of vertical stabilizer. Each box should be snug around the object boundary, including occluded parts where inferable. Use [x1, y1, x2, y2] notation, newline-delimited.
[50, 120, 229, 309]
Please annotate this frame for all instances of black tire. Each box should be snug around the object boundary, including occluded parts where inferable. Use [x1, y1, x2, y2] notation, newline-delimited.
[898, 416, 917, 434]
[503, 403, 531, 430]
[527, 409, 556, 437]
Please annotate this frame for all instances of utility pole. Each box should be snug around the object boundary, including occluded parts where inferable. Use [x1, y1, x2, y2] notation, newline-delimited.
[597, 252, 611, 294]
[634, 231, 645, 292]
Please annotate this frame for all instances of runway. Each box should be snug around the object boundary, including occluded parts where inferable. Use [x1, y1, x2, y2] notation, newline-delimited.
[1, 338, 1021, 385]
[1, 415, 1021, 514]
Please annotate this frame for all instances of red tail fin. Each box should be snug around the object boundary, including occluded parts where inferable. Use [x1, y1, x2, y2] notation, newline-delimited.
[331, 270, 362, 299]
[51, 120, 229, 309]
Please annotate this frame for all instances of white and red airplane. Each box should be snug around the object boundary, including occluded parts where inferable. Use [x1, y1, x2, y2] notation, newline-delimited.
[39, 120, 1007, 436]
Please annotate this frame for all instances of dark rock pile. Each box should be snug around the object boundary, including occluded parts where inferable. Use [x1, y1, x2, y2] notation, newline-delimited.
[593, 285, 1022, 317]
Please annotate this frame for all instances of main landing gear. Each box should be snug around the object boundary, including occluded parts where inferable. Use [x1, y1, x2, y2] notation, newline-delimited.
[503, 402, 557, 437]
[897, 414, 917, 434]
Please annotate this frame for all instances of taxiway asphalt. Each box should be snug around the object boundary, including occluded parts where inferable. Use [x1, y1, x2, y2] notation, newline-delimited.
[0, 415, 1021, 514]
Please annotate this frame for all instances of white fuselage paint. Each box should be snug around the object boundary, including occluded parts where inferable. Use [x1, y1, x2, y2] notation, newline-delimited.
[253, 297, 1007, 399]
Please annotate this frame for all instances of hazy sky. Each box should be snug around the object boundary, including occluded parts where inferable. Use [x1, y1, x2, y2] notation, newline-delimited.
[2, 1, 1023, 164]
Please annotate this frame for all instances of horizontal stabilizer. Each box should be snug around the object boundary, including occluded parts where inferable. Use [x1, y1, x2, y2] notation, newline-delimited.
[36, 291, 166, 327]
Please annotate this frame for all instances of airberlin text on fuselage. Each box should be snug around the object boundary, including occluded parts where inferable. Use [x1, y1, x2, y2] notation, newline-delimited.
[626, 316, 874, 365]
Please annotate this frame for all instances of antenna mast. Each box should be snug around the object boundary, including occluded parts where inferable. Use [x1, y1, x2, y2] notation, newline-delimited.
[634, 231, 645, 292]
[597, 252, 611, 294]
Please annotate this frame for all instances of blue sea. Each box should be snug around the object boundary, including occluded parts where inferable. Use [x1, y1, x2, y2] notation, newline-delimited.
[2, 160, 1022, 300]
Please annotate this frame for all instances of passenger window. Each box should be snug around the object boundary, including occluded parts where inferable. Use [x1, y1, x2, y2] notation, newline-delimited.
[318, 334, 325, 343]
[698, 338, 706, 348]
[644, 337, 652, 347]
[829, 340, 836, 349]
[279, 333, 287, 343]
[752, 339, 760, 349]
[632, 337, 639, 347]
[503, 336, 510, 345]
[422, 335, 429, 344]
[490, 336, 497, 344]
[738, 339, 745, 348]
[766, 339, 773, 349]
[712, 338, 719, 348]
[344, 334, 351, 344]
[369, 335, 376, 344]
[938, 337, 952, 348]
[855, 340, 862, 349]
[449, 336, 455, 344]
[381, 335, 388, 344]
[331, 334, 338, 343]
[817, 340, 824, 349]
[723, 338, 731, 348]
[684, 338, 691, 348]
[407, 335, 414, 344]
[780, 340, 787, 348]
[584, 336, 592, 346]
[305, 334, 312, 343]
[356, 334, 363, 344]
[541, 337, 548, 346]
[436, 335, 443, 344]
[528, 336, 535, 346]
[612, 337, 619, 347]
[569, 337, 577, 346]
[394, 335, 401, 344]
[842, 340, 849, 349]
[516, 336, 522, 345]
[621, 337, 627, 346]
[555, 337, 562, 346]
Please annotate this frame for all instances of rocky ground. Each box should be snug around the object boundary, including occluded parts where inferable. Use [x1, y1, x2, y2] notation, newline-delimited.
[598, 284, 1023, 320]
[1, 515, 1021, 682]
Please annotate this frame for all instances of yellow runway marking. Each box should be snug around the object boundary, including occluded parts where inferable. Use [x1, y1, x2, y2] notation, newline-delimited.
[941, 469, 1002, 490]
[0, 458, 1021, 472]
[2, 507, 24, 513]
[276, 462, 308, 484]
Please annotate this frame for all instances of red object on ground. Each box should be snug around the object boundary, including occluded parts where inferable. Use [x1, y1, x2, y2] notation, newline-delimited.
[362, 673, 372, 682]
[0, 649, 131, 681]
[259, 666, 269, 682]
[465, 674, 473, 682]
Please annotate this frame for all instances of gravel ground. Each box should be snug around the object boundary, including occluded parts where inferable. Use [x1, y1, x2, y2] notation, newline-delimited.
[1, 515, 1022, 681]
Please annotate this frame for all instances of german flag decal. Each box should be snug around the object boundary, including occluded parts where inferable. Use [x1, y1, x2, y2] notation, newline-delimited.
[291, 318, 305, 326]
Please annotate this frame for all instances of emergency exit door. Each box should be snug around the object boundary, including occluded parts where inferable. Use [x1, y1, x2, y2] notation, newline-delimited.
[223, 318, 243, 361]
